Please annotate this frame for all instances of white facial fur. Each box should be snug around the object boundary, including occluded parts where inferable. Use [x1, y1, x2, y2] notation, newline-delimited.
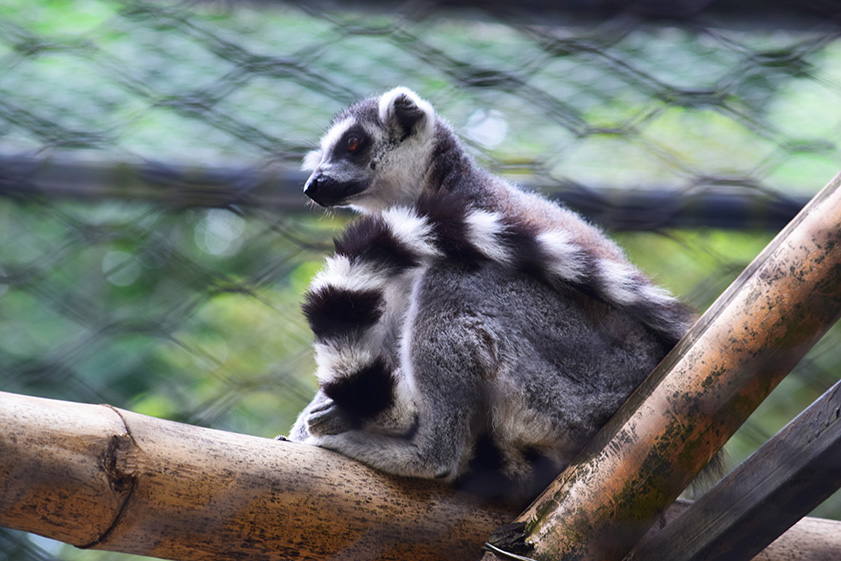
[302, 149, 322, 172]
[302, 88, 438, 213]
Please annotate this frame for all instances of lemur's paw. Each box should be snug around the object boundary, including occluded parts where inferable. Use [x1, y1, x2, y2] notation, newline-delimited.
[307, 398, 353, 436]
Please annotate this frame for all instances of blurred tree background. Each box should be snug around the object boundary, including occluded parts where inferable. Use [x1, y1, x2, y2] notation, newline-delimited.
[1, 1, 840, 559]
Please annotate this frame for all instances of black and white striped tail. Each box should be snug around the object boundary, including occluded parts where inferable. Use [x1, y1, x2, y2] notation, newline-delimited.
[409, 192, 694, 344]
[303, 191, 693, 420]
[302, 208, 435, 424]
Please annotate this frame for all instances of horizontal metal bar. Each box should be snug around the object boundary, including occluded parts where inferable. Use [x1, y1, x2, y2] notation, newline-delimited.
[277, 0, 837, 25]
[0, 155, 807, 231]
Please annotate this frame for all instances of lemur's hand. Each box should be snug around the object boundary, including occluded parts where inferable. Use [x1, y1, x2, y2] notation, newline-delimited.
[307, 398, 353, 436]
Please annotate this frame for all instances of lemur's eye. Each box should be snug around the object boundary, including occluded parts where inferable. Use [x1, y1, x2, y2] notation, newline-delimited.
[346, 135, 362, 153]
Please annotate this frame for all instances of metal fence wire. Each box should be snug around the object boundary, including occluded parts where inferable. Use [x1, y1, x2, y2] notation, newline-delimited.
[2, 1, 841, 559]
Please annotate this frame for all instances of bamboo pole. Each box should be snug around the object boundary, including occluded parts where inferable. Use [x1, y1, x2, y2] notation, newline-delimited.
[1, 391, 840, 561]
[481, 171, 841, 561]
[0, 391, 514, 561]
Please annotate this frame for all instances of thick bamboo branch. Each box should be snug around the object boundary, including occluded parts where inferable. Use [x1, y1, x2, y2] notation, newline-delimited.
[1, 391, 840, 561]
[0, 391, 515, 561]
[482, 171, 841, 561]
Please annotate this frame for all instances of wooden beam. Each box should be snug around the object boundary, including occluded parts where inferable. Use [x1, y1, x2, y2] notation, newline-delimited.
[627, 379, 841, 561]
[639, 501, 841, 561]
[481, 171, 841, 561]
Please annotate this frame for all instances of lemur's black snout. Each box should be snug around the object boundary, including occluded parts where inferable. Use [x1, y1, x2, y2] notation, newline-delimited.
[304, 174, 366, 208]
[303, 174, 325, 206]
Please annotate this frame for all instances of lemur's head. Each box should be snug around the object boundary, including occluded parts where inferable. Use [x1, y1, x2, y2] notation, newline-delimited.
[302, 87, 436, 213]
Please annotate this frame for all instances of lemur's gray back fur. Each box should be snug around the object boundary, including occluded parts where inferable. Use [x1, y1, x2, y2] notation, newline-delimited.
[289, 87, 694, 505]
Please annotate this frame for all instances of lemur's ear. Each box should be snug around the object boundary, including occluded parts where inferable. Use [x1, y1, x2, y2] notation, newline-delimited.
[378, 87, 435, 141]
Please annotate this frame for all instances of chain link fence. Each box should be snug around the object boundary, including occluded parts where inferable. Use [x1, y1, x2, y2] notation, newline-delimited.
[1, 1, 841, 559]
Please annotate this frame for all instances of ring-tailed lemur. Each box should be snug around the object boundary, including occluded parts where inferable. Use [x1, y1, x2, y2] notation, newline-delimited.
[288, 87, 694, 504]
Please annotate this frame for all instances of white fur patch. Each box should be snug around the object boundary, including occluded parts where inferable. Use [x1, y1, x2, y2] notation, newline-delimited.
[310, 255, 390, 294]
[321, 117, 356, 155]
[464, 209, 511, 264]
[395, 270, 426, 402]
[377, 87, 435, 138]
[381, 206, 440, 259]
[537, 230, 588, 283]
[302, 149, 323, 172]
[597, 259, 642, 306]
[314, 342, 379, 384]
[638, 282, 677, 307]
[381, 274, 417, 324]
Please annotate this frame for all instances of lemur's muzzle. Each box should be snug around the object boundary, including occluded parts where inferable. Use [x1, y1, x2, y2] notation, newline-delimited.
[304, 174, 366, 208]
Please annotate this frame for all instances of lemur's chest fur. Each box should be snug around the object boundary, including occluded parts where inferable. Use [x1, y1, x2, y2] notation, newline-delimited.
[289, 87, 692, 505]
